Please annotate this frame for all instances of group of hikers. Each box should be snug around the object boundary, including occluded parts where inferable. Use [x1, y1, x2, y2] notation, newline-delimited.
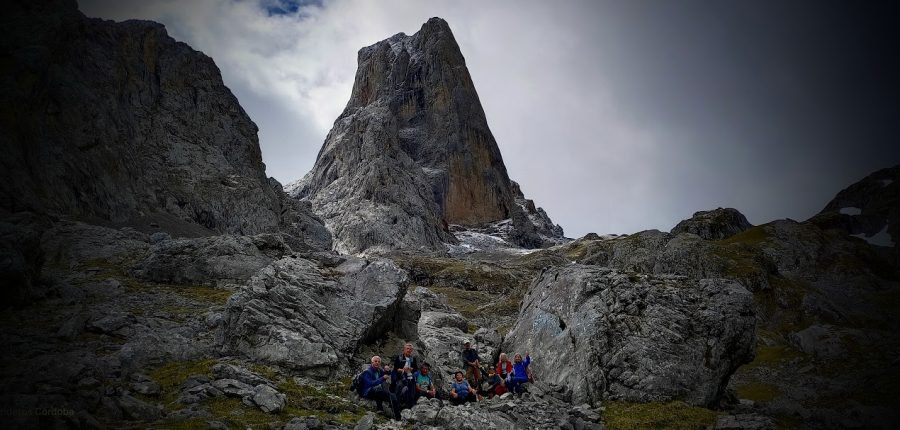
[355, 341, 533, 419]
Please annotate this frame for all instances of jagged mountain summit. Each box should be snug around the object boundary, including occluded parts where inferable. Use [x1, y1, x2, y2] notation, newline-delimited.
[288, 17, 563, 254]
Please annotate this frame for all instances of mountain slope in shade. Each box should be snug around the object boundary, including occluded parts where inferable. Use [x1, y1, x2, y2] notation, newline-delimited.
[0, 0, 330, 249]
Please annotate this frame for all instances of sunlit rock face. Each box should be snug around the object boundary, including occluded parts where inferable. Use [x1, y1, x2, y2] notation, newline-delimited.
[290, 18, 562, 254]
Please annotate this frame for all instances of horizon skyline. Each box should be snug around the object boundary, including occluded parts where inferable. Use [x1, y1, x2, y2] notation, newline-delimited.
[80, 0, 900, 237]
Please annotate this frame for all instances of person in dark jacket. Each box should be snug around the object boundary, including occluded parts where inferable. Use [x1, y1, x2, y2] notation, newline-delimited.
[361, 356, 401, 419]
[461, 341, 481, 387]
[483, 368, 505, 398]
[391, 342, 419, 408]
[505, 353, 531, 394]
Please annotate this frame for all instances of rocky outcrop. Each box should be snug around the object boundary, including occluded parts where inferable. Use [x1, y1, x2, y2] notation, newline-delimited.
[504, 265, 756, 406]
[221, 257, 409, 375]
[672, 208, 752, 240]
[290, 18, 562, 253]
[401, 392, 602, 430]
[809, 164, 898, 251]
[415, 310, 500, 386]
[131, 234, 293, 285]
[0, 1, 330, 249]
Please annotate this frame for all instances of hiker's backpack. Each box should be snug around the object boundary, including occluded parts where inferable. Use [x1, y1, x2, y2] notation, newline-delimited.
[350, 369, 368, 396]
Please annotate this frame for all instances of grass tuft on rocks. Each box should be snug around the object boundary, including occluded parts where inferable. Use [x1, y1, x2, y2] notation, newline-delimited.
[743, 344, 802, 369]
[148, 359, 217, 408]
[735, 382, 779, 402]
[719, 225, 770, 246]
[603, 401, 718, 430]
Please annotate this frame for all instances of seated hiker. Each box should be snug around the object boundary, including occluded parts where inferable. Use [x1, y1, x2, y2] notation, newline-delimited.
[449, 371, 477, 405]
[505, 353, 531, 394]
[414, 362, 436, 401]
[496, 353, 513, 380]
[461, 340, 481, 387]
[484, 368, 505, 398]
[392, 342, 419, 408]
[360, 356, 401, 419]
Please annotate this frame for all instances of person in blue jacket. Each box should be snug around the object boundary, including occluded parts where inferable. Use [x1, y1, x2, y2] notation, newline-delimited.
[361, 356, 401, 419]
[505, 353, 531, 394]
[449, 371, 477, 405]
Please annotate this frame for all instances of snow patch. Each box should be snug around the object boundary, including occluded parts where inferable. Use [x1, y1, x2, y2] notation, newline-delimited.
[839, 207, 862, 216]
[447, 223, 544, 256]
[881, 179, 894, 187]
[851, 224, 894, 247]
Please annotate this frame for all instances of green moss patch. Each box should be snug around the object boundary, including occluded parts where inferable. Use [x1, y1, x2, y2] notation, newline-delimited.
[205, 396, 280, 429]
[148, 359, 217, 408]
[278, 378, 360, 415]
[603, 401, 718, 430]
[429, 286, 522, 320]
[562, 240, 590, 261]
[248, 363, 280, 382]
[744, 344, 802, 369]
[754, 276, 813, 335]
[719, 225, 770, 246]
[147, 360, 372, 428]
[735, 382, 778, 403]
[393, 256, 526, 293]
[79, 258, 233, 306]
[169, 284, 232, 304]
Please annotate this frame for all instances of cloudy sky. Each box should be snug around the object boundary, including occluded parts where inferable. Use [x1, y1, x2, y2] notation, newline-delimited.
[81, 0, 899, 237]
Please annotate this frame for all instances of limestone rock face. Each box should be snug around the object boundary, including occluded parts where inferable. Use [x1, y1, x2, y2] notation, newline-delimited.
[221, 257, 409, 375]
[672, 208, 752, 240]
[503, 265, 756, 406]
[0, 1, 330, 249]
[290, 18, 562, 254]
[130, 234, 292, 285]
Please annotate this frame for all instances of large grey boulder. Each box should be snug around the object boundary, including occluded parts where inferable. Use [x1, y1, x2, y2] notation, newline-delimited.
[504, 265, 756, 406]
[289, 17, 562, 254]
[416, 311, 472, 384]
[251, 384, 286, 413]
[671, 208, 752, 240]
[221, 257, 408, 374]
[0, 0, 330, 249]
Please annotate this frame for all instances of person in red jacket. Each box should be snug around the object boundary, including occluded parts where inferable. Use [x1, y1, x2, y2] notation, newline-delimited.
[495, 352, 513, 379]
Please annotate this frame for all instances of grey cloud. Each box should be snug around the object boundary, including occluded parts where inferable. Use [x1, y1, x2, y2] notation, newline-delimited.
[79, 0, 900, 237]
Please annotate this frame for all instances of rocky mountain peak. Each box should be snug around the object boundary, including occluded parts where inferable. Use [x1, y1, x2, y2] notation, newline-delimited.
[671, 207, 752, 240]
[0, 0, 330, 249]
[291, 17, 563, 254]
